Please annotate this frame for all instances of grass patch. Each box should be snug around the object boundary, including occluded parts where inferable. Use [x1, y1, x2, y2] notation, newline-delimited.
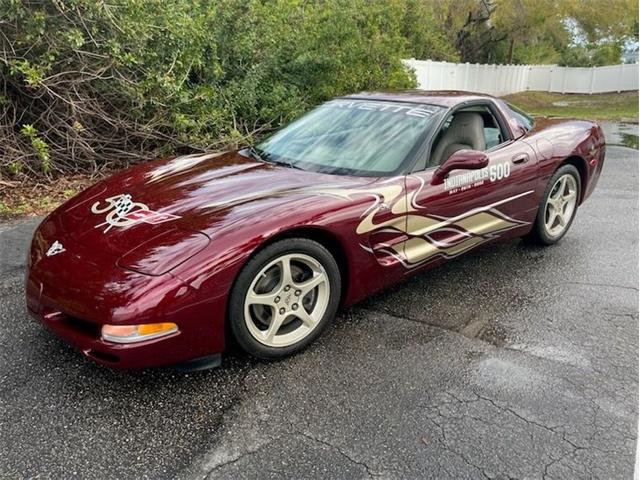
[502, 91, 638, 122]
[0, 175, 100, 220]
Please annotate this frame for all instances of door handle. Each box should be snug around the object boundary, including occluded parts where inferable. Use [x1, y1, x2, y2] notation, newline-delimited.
[512, 154, 529, 164]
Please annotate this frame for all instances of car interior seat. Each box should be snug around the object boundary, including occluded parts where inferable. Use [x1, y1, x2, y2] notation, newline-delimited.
[429, 112, 486, 167]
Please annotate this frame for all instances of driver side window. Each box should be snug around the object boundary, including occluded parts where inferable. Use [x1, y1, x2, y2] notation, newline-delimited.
[428, 105, 508, 168]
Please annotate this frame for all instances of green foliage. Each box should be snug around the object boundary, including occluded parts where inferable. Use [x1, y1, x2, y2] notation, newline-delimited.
[8, 162, 22, 175]
[591, 44, 624, 66]
[559, 43, 624, 67]
[1, 0, 636, 178]
[0, 0, 426, 176]
[20, 124, 50, 173]
[9, 59, 48, 87]
[0, 202, 14, 217]
[401, 0, 460, 61]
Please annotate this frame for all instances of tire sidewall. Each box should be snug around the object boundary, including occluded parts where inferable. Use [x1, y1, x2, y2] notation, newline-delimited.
[228, 238, 341, 359]
[534, 164, 581, 245]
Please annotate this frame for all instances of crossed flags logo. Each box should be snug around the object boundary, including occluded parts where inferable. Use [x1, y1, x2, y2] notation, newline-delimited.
[91, 194, 180, 233]
[114, 194, 135, 218]
[46, 240, 65, 257]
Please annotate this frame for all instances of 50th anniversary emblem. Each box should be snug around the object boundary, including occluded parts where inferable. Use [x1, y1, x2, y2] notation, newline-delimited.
[91, 194, 180, 232]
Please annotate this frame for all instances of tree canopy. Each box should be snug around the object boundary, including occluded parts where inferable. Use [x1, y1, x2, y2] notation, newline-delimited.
[418, 0, 638, 65]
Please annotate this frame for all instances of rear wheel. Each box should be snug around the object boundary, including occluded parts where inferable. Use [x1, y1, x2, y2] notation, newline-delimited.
[228, 238, 341, 359]
[527, 164, 581, 245]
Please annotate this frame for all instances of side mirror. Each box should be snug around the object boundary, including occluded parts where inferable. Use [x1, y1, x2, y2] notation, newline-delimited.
[431, 149, 489, 185]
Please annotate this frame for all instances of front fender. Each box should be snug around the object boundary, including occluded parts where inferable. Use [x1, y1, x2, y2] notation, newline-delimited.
[170, 191, 405, 336]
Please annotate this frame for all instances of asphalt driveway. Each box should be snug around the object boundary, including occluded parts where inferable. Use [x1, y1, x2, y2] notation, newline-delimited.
[0, 134, 637, 479]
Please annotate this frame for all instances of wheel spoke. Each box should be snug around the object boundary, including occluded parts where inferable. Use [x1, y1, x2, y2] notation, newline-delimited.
[280, 257, 294, 286]
[557, 213, 566, 227]
[294, 273, 325, 296]
[294, 308, 316, 328]
[552, 177, 566, 199]
[246, 290, 278, 307]
[563, 191, 576, 203]
[264, 313, 285, 342]
[545, 204, 556, 227]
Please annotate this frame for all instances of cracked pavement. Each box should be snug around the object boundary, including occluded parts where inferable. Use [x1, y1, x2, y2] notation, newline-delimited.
[0, 139, 637, 479]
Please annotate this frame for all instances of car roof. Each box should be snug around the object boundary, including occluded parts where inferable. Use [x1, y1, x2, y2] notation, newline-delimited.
[341, 90, 497, 108]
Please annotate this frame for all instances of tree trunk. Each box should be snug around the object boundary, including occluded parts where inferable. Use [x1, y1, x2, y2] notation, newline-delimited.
[507, 38, 515, 64]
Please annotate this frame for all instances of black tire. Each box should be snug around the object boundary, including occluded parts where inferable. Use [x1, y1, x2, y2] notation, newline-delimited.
[526, 164, 581, 245]
[228, 238, 341, 360]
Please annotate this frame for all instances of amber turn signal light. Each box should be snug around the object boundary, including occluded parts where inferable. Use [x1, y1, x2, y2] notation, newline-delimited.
[101, 322, 178, 344]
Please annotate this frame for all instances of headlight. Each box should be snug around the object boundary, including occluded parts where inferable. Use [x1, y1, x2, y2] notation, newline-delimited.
[117, 229, 209, 275]
[101, 322, 178, 343]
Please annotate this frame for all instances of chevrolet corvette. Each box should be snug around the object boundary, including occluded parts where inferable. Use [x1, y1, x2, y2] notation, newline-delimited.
[26, 90, 605, 369]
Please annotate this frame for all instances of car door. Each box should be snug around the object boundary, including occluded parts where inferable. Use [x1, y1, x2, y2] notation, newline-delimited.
[399, 101, 538, 270]
[362, 176, 414, 268]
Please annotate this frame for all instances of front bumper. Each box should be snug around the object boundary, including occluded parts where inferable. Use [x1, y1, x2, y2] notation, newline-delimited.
[25, 219, 224, 369]
[26, 303, 186, 368]
[26, 275, 220, 369]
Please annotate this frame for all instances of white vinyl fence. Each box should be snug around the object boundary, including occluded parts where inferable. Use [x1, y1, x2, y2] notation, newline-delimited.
[403, 59, 639, 96]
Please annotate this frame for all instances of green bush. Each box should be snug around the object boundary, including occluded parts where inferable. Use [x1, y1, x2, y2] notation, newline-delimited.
[0, 0, 422, 177]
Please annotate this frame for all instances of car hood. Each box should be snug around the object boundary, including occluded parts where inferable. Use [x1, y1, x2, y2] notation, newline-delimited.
[58, 150, 376, 258]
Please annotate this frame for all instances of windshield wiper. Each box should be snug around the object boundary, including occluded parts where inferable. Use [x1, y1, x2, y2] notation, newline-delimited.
[268, 158, 304, 170]
[246, 145, 266, 162]
[247, 146, 303, 170]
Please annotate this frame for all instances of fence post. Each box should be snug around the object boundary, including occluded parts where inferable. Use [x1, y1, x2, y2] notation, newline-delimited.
[561, 67, 568, 94]
[617, 63, 624, 93]
[588, 66, 596, 94]
[465, 62, 470, 91]
[425, 59, 431, 90]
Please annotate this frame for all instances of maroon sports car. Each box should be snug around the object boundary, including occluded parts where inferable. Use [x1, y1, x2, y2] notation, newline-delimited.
[26, 90, 605, 369]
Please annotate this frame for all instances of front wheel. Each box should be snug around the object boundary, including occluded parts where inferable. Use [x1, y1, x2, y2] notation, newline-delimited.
[527, 164, 581, 245]
[228, 238, 341, 360]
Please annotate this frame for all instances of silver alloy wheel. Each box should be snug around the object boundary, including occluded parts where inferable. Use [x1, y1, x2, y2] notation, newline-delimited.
[544, 173, 578, 238]
[244, 253, 330, 347]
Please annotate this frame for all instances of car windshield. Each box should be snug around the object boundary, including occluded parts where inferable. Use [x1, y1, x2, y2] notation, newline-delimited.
[255, 99, 444, 176]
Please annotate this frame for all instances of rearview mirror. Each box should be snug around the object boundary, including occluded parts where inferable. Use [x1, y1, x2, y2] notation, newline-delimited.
[431, 150, 489, 185]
